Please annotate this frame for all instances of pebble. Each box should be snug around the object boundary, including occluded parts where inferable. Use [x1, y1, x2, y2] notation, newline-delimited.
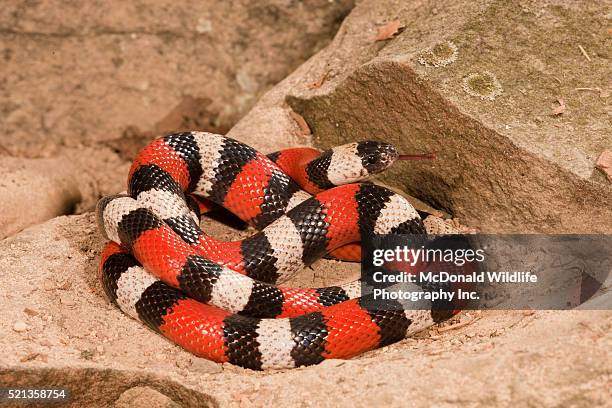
[13, 321, 28, 332]
[43, 279, 56, 291]
[60, 295, 75, 306]
[96, 345, 104, 353]
[23, 307, 39, 316]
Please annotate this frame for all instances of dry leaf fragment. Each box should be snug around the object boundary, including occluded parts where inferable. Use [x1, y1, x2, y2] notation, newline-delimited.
[59, 279, 72, 290]
[551, 98, 566, 116]
[23, 307, 39, 316]
[289, 111, 311, 135]
[308, 71, 329, 89]
[20, 352, 40, 362]
[375, 20, 404, 41]
[522, 310, 536, 317]
[595, 150, 612, 182]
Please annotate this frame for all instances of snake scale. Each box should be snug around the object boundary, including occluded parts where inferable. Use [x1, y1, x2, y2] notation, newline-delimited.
[96, 131, 456, 370]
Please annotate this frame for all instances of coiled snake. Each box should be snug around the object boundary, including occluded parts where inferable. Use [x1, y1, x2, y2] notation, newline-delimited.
[96, 131, 453, 370]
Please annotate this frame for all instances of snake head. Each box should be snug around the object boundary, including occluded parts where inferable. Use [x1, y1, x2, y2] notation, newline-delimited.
[319, 141, 399, 186]
[356, 141, 399, 174]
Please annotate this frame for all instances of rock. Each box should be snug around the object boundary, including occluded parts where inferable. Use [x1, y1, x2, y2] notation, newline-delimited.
[13, 321, 28, 332]
[0, 147, 130, 238]
[292, 0, 611, 233]
[231, 0, 611, 233]
[59, 295, 75, 307]
[0, 157, 81, 239]
[114, 386, 182, 408]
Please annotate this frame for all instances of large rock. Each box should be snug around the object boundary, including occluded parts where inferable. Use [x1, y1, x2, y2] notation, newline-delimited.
[0, 0, 354, 156]
[273, 0, 609, 232]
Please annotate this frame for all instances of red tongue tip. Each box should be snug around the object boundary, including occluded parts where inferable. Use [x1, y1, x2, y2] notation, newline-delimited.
[397, 152, 436, 161]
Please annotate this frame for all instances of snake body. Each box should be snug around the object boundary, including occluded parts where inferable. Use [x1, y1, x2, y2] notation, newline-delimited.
[97, 131, 453, 370]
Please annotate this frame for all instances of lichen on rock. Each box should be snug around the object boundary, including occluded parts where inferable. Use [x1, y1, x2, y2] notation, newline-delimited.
[462, 71, 503, 100]
[417, 41, 459, 68]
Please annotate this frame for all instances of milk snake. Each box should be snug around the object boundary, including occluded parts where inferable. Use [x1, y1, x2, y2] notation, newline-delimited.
[97, 131, 455, 370]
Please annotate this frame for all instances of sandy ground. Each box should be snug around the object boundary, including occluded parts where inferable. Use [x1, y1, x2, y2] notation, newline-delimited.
[0, 213, 610, 407]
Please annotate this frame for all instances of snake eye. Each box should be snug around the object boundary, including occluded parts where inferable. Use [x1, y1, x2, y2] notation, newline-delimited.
[366, 154, 378, 165]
